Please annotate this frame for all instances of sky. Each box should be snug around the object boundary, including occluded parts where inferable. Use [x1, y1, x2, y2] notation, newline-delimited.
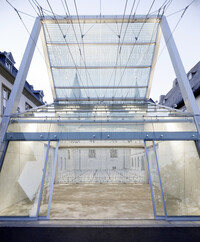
[1, 0, 200, 103]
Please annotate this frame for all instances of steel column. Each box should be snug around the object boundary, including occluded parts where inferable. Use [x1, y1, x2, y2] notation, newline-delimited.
[144, 141, 157, 218]
[160, 16, 200, 115]
[47, 141, 59, 219]
[153, 140, 167, 217]
[0, 17, 41, 143]
[36, 141, 50, 217]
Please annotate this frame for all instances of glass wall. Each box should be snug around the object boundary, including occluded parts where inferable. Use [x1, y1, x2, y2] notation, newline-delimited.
[0, 141, 47, 217]
[156, 140, 200, 216]
[48, 140, 154, 219]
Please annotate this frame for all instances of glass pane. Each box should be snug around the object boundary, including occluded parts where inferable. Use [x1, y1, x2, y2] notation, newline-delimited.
[157, 140, 200, 216]
[43, 19, 159, 101]
[146, 141, 165, 216]
[49, 140, 154, 219]
[0, 141, 47, 217]
[39, 142, 57, 217]
[7, 101, 195, 135]
[44, 22, 158, 44]
[48, 45, 154, 67]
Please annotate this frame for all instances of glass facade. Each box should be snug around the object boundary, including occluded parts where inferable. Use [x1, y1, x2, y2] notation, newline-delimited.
[0, 100, 199, 219]
[0, 16, 200, 221]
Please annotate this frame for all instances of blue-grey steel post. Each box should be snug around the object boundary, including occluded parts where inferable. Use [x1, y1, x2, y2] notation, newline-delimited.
[47, 141, 59, 219]
[160, 16, 200, 116]
[0, 17, 41, 170]
[0, 17, 41, 143]
[144, 141, 157, 218]
[36, 141, 50, 218]
[153, 140, 167, 217]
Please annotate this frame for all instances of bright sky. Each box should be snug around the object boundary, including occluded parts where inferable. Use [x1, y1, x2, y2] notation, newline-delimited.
[1, 0, 200, 103]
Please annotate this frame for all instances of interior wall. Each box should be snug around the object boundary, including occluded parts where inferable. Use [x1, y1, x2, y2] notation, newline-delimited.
[0, 141, 46, 215]
[54, 146, 148, 184]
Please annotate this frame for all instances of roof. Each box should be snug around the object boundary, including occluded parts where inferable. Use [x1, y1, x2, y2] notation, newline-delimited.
[159, 61, 200, 109]
[41, 15, 161, 102]
[0, 51, 44, 105]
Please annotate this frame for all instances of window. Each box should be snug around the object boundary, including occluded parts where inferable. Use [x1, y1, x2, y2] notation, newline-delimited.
[25, 102, 32, 110]
[137, 157, 140, 168]
[2, 86, 11, 114]
[88, 149, 96, 158]
[110, 149, 117, 158]
[68, 150, 70, 159]
[188, 72, 196, 80]
[141, 156, 145, 171]
[5, 62, 11, 70]
[60, 157, 63, 171]
[64, 158, 66, 170]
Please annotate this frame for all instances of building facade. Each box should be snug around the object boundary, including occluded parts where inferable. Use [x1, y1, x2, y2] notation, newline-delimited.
[0, 51, 44, 119]
[159, 61, 200, 110]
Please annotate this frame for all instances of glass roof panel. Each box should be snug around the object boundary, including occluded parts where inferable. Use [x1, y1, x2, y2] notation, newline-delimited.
[42, 16, 160, 101]
[7, 102, 197, 134]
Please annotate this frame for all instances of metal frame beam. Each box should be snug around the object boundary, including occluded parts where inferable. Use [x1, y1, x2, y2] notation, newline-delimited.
[51, 65, 151, 69]
[160, 16, 200, 115]
[55, 85, 147, 89]
[42, 15, 160, 24]
[55, 97, 146, 102]
[5, 132, 200, 141]
[10, 118, 194, 124]
[0, 17, 41, 141]
[144, 141, 157, 218]
[0, 17, 41, 170]
[36, 141, 50, 217]
[47, 42, 156, 46]
[47, 141, 59, 219]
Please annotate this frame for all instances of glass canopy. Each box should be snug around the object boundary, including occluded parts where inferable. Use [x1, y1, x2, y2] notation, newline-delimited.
[41, 16, 160, 101]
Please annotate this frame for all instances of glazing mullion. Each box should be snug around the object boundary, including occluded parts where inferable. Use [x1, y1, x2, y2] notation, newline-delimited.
[47, 141, 60, 219]
[144, 140, 157, 218]
[36, 140, 50, 218]
[152, 140, 167, 218]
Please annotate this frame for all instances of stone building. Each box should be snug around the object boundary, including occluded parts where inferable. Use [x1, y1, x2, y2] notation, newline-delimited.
[159, 61, 200, 110]
[0, 51, 44, 119]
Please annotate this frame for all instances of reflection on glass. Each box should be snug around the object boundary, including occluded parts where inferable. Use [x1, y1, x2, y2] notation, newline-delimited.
[0, 141, 46, 217]
[157, 141, 200, 216]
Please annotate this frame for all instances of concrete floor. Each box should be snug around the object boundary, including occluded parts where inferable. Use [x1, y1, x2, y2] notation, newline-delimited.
[1, 183, 200, 218]
[50, 183, 154, 219]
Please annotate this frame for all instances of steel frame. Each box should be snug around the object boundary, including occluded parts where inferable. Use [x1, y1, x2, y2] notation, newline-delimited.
[153, 140, 167, 218]
[5, 132, 200, 141]
[36, 141, 50, 217]
[144, 141, 157, 218]
[1, 15, 200, 222]
[160, 16, 200, 115]
[47, 141, 59, 219]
